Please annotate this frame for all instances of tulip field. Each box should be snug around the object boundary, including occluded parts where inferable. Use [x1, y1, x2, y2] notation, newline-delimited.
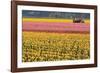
[22, 32, 90, 62]
[22, 10, 90, 62]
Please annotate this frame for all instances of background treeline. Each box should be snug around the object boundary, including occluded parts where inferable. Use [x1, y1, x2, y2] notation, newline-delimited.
[22, 10, 90, 19]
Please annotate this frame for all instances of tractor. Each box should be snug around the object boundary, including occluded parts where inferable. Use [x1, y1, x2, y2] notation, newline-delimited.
[73, 17, 84, 23]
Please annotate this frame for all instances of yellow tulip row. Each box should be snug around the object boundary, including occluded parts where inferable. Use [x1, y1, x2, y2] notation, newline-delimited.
[22, 32, 90, 62]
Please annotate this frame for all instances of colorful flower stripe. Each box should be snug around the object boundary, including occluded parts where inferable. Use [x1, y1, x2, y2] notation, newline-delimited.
[22, 22, 90, 33]
[23, 18, 90, 24]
